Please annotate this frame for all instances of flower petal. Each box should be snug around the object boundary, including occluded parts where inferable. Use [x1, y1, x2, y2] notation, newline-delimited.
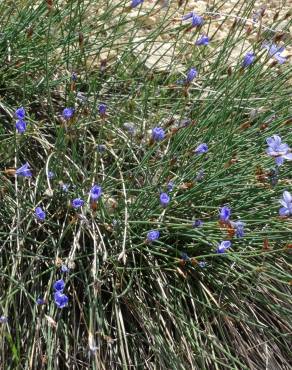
[278, 143, 289, 152]
[221, 240, 231, 249]
[279, 207, 289, 216]
[279, 200, 288, 207]
[274, 53, 286, 64]
[283, 153, 292, 160]
[272, 135, 282, 146]
[275, 156, 284, 166]
[283, 191, 292, 204]
[266, 136, 275, 146]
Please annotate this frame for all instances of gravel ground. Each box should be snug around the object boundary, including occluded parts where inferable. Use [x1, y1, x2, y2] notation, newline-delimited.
[83, 0, 291, 73]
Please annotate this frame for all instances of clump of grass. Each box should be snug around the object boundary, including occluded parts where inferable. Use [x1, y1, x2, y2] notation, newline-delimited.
[0, 0, 291, 368]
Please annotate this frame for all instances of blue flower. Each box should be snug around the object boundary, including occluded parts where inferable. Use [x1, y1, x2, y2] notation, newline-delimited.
[195, 170, 205, 181]
[182, 12, 203, 27]
[179, 118, 191, 127]
[152, 127, 165, 141]
[97, 144, 106, 153]
[216, 240, 231, 254]
[98, 103, 107, 117]
[198, 261, 207, 268]
[62, 108, 74, 120]
[16, 120, 27, 134]
[262, 42, 287, 64]
[279, 191, 292, 217]
[47, 171, 54, 179]
[123, 122, 136, 135]
[61, 183, 69, 192]
[54, 291, 69, 308]
[186, 67, 197, 84]
[53, 279, 65, 292]
[131, 0, 143, 7]
[147, 230, 160, 242]
[0, 316, 8, 324]
[16, 162, 32, 177]
[194, 143, 208, 154]
[195, 35, 209, 46]
[61, 265, 70, 273]
[90, 185, 102, 201]
[167, 181, 174, 192]
[252, 7, 266, 22]
[36, 297, 46, 305]
[182, 12, 193, 21]
[15, 107, 25, 120]
[35, 207, 46, 221]
[219, 206, 231, 222]
[160, 192, 170, 207]
[72, 198, 84, 208]
[71, 72, 78, 81]
[242, 52, 255, 68]
[192, 219, 203, 228]
[181, 252, 189, 261]
[191, 13, 204, 27]
[230, 221, 245, 238]
[266, 135, 292, 166]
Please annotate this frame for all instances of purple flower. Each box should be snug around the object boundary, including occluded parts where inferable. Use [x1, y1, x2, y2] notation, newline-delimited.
[191, 13, 204, 27]
[160, 192, 170, 207]
[152, 127, 165, 141]
[16, 162, 32, 177]
[262, 42, 286, 64]
[147, 230, 160, 242]
[230, 220, 245, 238]
[195, 35, 209, 46]
[90, 185, 102, 201]
[198, 261, 207, 268]
[76, 92, 87, 105]
[167, 181, 174, 192]
[242, 52, 255, 68]
[192, 219, 203, 228]
[61, 183, 69, 192]
[219, 206, 231, 222]
[252, 7, 266, 22]
[0, 316, 8, 324]
[53, 279, 65, 292]
[54, 291, 69, 308]
[71, 72, 77, 81]
[266, 135, 292, 166]
[195, 170, 205, 181]
[179, 118, 191, 127]
[61, 265, 70, 273]
[279, 191, 292, 217]
[194, 143, 208, 154]
[182, 12, 203, 27]
[47, 171, 54, 179]
[36, 297, 46, 305]
[131, 0, 143, 7]
[16, 120, 27, 134]
[35, 207, 46, 221]
[98, 103, 107, 117]
[62, 107, 74, 120]
[186, 67, 197, 84]
[123, 122, 136, 135]
[72, 198, 84, 208]
[216, 240, 232, 254]
[97, 144, 106, 153]
[15, 107, 25, 120]
[181, 252, 189, 261]
[182, 12, 193, 21]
